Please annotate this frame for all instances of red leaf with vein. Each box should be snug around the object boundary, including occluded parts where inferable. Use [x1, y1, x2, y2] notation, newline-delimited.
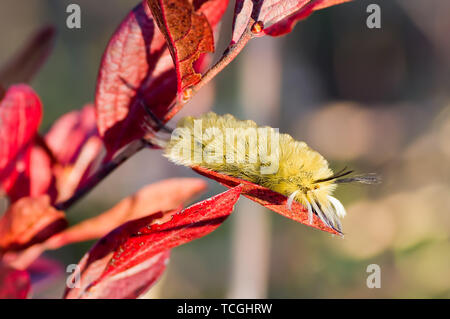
[95, 0, 227, 155]
[95, 1, 170, 155]
[64, 210, 173, 298]
[232, 0, 352, 42]
[0, 196, 67, 253]
[0, 85, 42, 197]
[0, 26, 55, 99]
[65, 186, 241, 298]
[193, 166, 342, 236]
[0, 262, 30, 299]
[148, 0, 215, 93]
[46, 178, 207, 249]
[65, 248, 169, 299]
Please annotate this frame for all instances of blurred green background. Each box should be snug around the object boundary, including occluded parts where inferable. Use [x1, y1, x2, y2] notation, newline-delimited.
[1, 0, 449, 298]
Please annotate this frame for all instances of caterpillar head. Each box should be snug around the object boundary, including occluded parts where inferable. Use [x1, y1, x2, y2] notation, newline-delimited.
[287, 170, 381, 234]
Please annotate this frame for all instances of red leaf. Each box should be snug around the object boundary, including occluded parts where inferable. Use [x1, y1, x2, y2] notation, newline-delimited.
[192, 166, 342, 236]
[0, 26, 55, 99]
[95, 1, 174, 155]
[0, 262, 30, 299]
[64, 210, 173, 299]
[232, 0, 352, 42]
[46, 178, 207, 249]
[0, 85, 42, 197]
[6, 145, 56, 203]
[65, 186, 241, 298]
[194, 0, 230, 28]
[0, 196, 67, 253]
[65, 249, 169, 299]
[98, 186, 241, 284]
[28, 147, 55, 198]
[148, 0, 215, 93]
[45, 104, 99, 166]
[143, 0, 227, 121]
[53, 136, 103, 203]
[44, 105, 102, 202]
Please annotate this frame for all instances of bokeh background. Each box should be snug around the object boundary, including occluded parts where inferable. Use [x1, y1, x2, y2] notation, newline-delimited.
[0, 0, 449, 298]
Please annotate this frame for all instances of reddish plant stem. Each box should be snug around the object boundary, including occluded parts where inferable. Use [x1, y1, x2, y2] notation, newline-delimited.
[0, 25, 55, 92]
[35, 134, 58, 164]
[164, 19, 257, 122]
[54, 139, 146, 211]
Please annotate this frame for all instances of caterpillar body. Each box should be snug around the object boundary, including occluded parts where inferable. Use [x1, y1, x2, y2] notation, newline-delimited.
[163, 112, 379, 233]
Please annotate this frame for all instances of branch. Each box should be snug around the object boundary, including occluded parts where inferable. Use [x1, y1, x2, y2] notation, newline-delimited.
[54, 139, 146, 211]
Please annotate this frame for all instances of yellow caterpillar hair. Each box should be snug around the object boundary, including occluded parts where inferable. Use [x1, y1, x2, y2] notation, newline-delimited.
[162, 112, 379, 233]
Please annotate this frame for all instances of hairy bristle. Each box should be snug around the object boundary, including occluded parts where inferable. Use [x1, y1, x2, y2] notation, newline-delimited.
[335, 173, 381, 185]
[314, 168, 353, 184]
[287, 190, 300, 211]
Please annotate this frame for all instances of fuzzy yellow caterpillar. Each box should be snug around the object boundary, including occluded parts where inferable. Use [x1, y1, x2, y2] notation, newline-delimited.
[163, 112, 379, 233]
